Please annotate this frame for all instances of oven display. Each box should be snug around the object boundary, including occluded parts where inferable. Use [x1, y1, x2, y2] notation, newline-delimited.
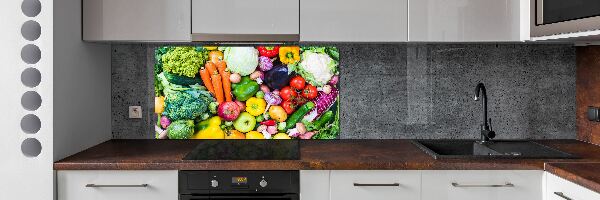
[232, 177, 248, 185]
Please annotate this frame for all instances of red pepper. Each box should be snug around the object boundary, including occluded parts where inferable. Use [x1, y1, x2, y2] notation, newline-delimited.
[260, 120, 276, 126]
[257, 46, 280, 58]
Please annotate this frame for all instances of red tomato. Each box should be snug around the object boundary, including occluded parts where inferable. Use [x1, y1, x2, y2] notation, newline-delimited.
[279, 86, 297, 101]
[302, 85, 318, 99]
[282, 100, 296, 114]
[289, 76, 306, 90]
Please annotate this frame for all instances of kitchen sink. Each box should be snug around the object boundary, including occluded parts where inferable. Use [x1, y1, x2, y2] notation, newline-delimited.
[411, 140, 577, 159]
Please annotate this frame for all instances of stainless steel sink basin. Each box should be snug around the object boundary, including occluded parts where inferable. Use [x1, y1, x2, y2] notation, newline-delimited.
[411, 140, 577, 159]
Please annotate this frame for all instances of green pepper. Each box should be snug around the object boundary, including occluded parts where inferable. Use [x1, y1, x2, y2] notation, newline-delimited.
[232, 76, 259, 101]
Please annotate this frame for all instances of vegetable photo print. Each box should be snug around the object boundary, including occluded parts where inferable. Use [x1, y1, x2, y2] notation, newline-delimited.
[154, 46, 340, 140]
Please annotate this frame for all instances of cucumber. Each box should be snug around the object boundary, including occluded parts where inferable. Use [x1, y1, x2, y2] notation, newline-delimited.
[313, 111, 333, 129]
[285, 102, 315, 130]
[164, 72, 202, 86]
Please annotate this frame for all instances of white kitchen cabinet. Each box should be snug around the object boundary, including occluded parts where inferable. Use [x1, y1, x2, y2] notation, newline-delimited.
[300, 0, 408, 42]
[57, 170, 178, 200]
[300, 171, 330, 200]
[192, 0, 299, 41]
[408, 0, 529, 42]
[330, 170, 420, 200]
[546, 172, 600, 200]
[83, 0, 191, 41]
[421, 170, 543, 200]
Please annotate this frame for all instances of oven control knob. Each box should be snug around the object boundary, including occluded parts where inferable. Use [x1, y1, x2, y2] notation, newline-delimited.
[259, 179, 268, 188]
[210, 179, 219, 188]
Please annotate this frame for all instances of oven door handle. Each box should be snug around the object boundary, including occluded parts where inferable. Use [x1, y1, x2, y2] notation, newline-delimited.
[180, 194, 298, 200]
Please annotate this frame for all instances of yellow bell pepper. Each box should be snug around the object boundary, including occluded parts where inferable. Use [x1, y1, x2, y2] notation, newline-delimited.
[155, 96, 165, 114]
[279, 46, 300, 64]
[192, 116, 225, 139]
[245, 97, 266, 116]
[204, 46, 218, 50]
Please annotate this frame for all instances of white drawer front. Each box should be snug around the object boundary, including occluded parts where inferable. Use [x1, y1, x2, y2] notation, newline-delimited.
[422, 170, 543, 200]
[300, 170, 330, 200]
[330, 170, 420, 200]
[57, 170, 178, 200]
[546, 172, 600, 200]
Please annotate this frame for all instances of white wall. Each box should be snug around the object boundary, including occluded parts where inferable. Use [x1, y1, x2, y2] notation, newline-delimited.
[0, 0, 54, 199]
[1, 0, 111, 199]
[53, 0, 112, 162]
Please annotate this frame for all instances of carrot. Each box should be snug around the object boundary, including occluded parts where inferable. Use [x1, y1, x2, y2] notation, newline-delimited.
[211, 71, 224, 104]
[216, 61, 232, 102]
[205, 61, 218, 77]
[199, 67, 214, 95]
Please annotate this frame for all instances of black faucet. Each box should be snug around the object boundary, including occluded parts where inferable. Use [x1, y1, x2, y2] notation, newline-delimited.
[474, 83, 495, 143]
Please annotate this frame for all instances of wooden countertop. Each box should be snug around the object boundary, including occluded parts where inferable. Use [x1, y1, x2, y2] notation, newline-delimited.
[545, 162, 600, 194]
[54, 139, 600, 193]
[54, 139, 600, 170]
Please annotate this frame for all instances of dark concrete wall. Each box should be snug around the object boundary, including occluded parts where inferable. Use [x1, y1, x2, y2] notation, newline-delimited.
[112, 44, 576, 139]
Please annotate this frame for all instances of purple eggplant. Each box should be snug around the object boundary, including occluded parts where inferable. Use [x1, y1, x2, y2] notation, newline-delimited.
[264, 65, 291, 90]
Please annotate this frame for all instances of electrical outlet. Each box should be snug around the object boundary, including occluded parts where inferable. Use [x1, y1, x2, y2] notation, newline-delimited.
[129, 106, 142, 119]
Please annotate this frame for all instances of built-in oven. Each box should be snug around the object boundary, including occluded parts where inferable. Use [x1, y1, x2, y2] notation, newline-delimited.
[532, 0, 600, 37]
[179, 171, 299, 200]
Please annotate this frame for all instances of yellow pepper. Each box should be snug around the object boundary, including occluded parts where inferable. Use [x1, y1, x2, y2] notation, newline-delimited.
[192, 116, 225, 139]
[204, 46, 218, 50]
[245, 97, 266, 116]
[155, 96, 165, 114]
[279, 46, 300, 64]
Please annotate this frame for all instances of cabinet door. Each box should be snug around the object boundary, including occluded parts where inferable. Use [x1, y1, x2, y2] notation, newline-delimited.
[546, 172, 600, 200]
[82, 0, 191, 41]
[330, 170, 420, 200]
[191, 0, 299, 41]
[300, 0, 408, 42]
[421, 170, 543, 200]
[409, 0, 528, 42]
[57, 170, 178, 200]
[300, 171, 330, 200]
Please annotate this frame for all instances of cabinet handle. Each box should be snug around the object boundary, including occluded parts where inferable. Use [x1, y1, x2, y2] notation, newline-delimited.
[553, 192, 573, 200]
[85, 184, 149, 188]
[451, 182, 514, 188]
[353, 183, 400, 187]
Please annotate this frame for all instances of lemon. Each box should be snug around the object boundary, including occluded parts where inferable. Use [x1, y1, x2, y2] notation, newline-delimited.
[246, 131, 265, 139]
[207, 116, 222, 126]
[273, 133, 291, 139]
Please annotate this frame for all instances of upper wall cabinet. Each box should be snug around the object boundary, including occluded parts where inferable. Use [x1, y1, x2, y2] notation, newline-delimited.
[191, 0, 299, 42]
[300, 0, 408, 42]
[409, 0, 529, 42]
[83, 0, 191, 42]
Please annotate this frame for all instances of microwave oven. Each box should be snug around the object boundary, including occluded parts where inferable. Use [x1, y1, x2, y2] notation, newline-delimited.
[532, 0, 600, 37]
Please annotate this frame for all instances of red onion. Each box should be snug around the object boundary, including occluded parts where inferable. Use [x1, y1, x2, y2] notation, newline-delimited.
[328, 75, 339, 85]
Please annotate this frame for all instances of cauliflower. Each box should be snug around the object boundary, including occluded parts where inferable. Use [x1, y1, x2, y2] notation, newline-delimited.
[297, 51, 337, 86]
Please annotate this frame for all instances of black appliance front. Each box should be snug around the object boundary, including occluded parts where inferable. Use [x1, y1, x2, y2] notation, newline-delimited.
[179, 171, 299, 200]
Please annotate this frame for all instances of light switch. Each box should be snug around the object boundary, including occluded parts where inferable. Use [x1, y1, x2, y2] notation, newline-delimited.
[129, 106, 142, 119]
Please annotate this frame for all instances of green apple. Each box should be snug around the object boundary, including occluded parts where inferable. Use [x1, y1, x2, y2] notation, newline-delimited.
[233, 112, 256, 133]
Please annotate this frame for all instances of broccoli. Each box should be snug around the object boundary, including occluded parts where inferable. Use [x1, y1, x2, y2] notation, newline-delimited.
[163, 90, 208, 121]
[167, 120, 195, 139]
[161, 46, 207, 78]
